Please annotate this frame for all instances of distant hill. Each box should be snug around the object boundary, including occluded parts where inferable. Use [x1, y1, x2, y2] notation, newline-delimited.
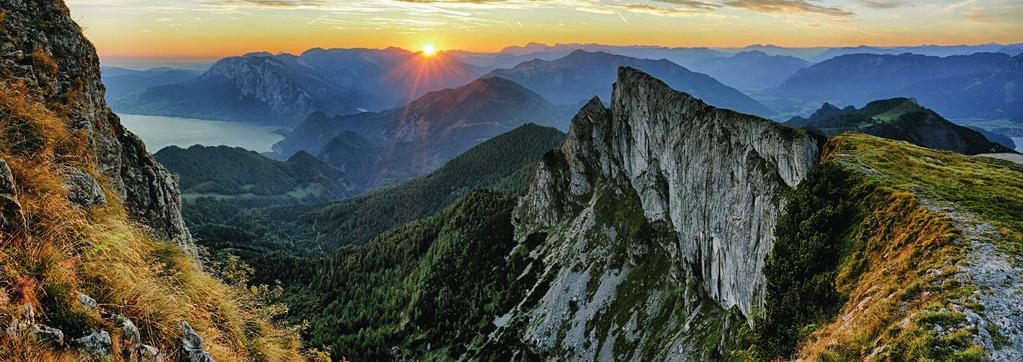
[270, 76, 571, 189]
[101, 66, 200, 102]
[112, 48, 486, 125]
[191, 123, 564, 261]
[773, 52, 1023, 122]
[154, 145, 350, 202]
[451, 43, 724, 69]
[486, 50, 775, 117]
[688, 50, 808, 90]
[787, 98, 1014, 155]
[810, 43, 1023, 62]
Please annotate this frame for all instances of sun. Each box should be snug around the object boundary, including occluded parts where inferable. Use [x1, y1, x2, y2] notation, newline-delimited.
[422, 44, 437, 57]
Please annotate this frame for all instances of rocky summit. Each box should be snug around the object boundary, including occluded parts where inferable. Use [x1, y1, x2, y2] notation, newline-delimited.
[477, 67, 821, 359]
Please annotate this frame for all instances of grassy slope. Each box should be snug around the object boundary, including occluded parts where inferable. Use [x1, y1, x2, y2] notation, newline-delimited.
[753, 133, 1022, 361]
[0, 76, 304, 360]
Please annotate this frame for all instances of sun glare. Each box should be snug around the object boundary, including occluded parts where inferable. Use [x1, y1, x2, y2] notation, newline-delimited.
[422, 44, 437, 56]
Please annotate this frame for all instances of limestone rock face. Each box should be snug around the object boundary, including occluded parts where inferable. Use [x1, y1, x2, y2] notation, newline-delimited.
[517, 67, 821, 317]
[0, 0, 192, 250]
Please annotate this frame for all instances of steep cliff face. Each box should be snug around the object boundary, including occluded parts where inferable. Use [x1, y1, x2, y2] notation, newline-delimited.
[518, 67, 820, 317]
[488, 67, 819, 359]
[0, 0, 191, 249]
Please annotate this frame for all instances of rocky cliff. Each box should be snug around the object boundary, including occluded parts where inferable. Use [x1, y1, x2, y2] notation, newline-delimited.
[518, 67, 820, 317]
[0, 0, 191, 250]
[483, 67, 819, 359]
[0, 1, 301, 360]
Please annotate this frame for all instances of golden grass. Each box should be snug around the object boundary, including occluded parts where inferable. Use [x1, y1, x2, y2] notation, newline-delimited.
[0, 81, 305, 360]
[792, 133, 1020, 360]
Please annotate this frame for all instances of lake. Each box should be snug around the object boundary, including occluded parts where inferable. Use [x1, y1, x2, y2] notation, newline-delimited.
[1014, 137, 1023, 152]
[118, 114, 285, 153]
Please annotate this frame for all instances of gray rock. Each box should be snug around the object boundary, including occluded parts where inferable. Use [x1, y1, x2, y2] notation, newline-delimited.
[140, 344, 163, 362]
[29, 324, 65, 346]
[0, 157, 25, 233]
[76, 291, 97, 311]
[180, 321, 214, 362]
[61, 167, 107, 208]
[499, 67, 821, 359]
[5, 304, 35, 335]
[113, 314, 142, 359]
[517, 67, 820, 317]
[75, 330, 112, 356]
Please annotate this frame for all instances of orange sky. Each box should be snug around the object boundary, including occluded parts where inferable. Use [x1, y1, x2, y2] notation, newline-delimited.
[65, 0, 1023, 59]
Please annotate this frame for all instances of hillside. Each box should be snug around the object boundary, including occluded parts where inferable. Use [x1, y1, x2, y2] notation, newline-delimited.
[787, 98, 1014, 154]
[0, 1, 303, 360]
[270, 76, 570, 190]
[486, 50, 775, 117]
[756, 133, 1023, 360]
[154, 145, 349, 202]
[111, 48, 485, 125]
[284, 68, 1023, 361]
[773, 52, 1023, 122]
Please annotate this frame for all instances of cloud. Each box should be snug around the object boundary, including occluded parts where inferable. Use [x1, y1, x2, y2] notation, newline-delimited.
[964, 1, 1023, 24]
[723, 0, 852, 17]
[654, 0, 720, 11]
[217, 0, 326, 7]
[859, 0, 908, 9]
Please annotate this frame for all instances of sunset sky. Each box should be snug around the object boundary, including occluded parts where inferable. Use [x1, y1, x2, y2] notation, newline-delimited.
[65, 0, 1023, 59]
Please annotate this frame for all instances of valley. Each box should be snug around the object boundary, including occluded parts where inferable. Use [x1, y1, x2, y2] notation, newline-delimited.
[120, 114, 284, 152]
[2, 0, 1022, 361]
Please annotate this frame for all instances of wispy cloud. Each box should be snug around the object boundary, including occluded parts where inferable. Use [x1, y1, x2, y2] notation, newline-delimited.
[859, 0, 908, 9]
[964, 1, 1023, 24]
[722, 0, 852, 17]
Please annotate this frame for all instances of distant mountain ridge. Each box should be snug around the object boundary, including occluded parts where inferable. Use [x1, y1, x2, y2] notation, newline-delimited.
[271, 76, 571, 189]
[486, 50, 775, 117]
[774, 52, 1023, 122]
[689, 50, 808, 90]
[787, 98, 1014, 155]
[101, 66, 200, 103]
[111, 48, 486, 125]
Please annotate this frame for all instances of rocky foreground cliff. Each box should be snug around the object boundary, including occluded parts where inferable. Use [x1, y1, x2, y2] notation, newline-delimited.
[459, 68, 1023, 361]
[0, 1, 303, 360]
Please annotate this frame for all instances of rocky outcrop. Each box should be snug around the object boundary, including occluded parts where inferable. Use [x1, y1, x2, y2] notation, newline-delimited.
[0, 157, 25, 234]
[0, 0, 193, 250]
[517, 67, 821, 318]
[62, 168, 107, 207]
[75, 329, 112, 356]
[180, 321, 214, 362]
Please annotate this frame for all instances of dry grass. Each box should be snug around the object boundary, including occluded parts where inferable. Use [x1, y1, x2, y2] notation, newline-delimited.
[791, 133, 1019, 360]
[0, 82, 305, 360]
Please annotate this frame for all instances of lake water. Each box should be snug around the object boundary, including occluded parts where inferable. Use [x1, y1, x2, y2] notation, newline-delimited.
[1014, 137, 1023, 152]
[118, 114, 284, 153]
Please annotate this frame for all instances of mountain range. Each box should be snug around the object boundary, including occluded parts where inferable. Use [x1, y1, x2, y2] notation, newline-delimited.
[111, 48, 486, 125]
[772, 52, 1023, 122]
[100, 66, 200, 101]
[273, 67, 1023, 360]
[487, 50, 775, 117]
[270, 76, 571, 189]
